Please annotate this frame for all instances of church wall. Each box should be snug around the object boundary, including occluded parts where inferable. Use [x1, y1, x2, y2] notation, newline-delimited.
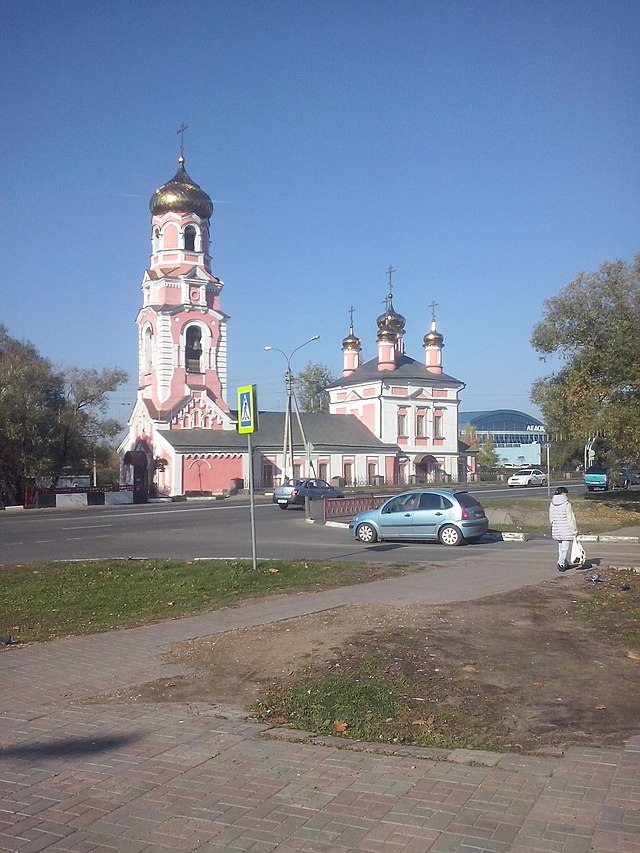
[183, 454, 243, 494]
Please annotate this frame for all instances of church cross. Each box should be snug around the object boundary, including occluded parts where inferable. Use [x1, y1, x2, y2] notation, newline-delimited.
[385, 265, 396, 296]
[348, 305, 355, 328]
[429, 299, 438, 322]
[177, 122, 189, 158]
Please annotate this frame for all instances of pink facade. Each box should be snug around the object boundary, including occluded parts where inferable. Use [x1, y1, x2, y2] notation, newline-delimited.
[120, 157, 244, 496]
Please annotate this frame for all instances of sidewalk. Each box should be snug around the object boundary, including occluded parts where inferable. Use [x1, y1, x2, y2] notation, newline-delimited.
[2, 537, 640, 851]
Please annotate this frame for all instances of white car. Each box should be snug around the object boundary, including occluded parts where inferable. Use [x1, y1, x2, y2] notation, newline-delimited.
[507, 468, 547, 487]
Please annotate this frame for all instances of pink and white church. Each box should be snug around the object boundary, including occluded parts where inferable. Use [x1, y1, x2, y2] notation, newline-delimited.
[119, 157, 475, 497]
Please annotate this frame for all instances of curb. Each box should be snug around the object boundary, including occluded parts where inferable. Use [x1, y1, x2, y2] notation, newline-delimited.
[323, 523, 638, 545]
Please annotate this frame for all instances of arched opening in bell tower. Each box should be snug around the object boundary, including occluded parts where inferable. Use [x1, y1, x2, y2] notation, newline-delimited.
[184, 225, 196, 251]
[185, 325, 203, 373]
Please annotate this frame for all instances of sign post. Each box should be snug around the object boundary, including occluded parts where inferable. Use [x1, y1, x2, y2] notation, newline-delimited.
[542, 442, 551, 497]
[237, 385, 259, 571]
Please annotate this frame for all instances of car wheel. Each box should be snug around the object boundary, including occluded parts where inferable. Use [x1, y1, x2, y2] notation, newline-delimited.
[278, 503, 289, 510]
[541, 479, 547, 486]
[525, 480, 530, 486]
[587, 486, 594, 492]
[439, 524, 463, 546]
[356, 523, 377, 544]
[508, 484, 514, 488]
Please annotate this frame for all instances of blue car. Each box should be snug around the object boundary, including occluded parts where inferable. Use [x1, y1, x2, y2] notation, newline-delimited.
[349, 488, 489, 547]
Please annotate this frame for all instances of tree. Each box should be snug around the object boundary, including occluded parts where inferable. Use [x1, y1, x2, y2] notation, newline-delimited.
[530, 254, 640, 467]
[477, 435, 499, 470]
[0, 326, 128, 505]
[461, 424, 479, 451]
[294, 362, 337, 413]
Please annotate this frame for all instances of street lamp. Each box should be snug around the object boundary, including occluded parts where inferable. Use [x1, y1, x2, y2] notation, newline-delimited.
[264, 335, 319, 483]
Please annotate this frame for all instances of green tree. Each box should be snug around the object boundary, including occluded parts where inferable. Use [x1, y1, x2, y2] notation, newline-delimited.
[0, 326, 128, 505]
[477, 435, 499, 470]
[294, 362, 337, 413]
[530, 254, 640, 466]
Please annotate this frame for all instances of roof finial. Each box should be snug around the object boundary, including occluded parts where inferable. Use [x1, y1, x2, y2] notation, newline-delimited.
[429, 299, 438, 324]
[385, 265, 396, 298]
[348, 304, 355, 331]
[177, 122, 188, 160]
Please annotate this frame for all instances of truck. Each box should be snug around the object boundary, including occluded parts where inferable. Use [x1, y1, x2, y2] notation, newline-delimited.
[584, 465, 611, 492]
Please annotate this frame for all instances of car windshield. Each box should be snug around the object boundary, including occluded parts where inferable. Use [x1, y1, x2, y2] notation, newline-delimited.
[586, 467, 606, 474]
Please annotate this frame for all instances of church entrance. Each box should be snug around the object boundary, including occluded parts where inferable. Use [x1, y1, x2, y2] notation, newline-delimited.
[414, 454, 445, 484]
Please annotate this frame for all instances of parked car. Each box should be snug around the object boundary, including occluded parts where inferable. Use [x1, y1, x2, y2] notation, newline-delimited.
[272, 478, 344, 509]
[619, 467, 640, 489]
[349, 488, 489, 546]
[507, 468, 547, 487]
[584, 465, 610, 492]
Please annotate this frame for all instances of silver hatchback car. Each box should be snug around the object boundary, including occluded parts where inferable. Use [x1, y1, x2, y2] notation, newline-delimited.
[349, 488, 489, 547]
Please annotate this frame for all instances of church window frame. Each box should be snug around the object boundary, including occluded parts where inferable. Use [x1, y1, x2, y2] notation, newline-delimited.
[185, 324, 204, 373]
[184, 224, 197, 252]
[143, 324, 153, 374]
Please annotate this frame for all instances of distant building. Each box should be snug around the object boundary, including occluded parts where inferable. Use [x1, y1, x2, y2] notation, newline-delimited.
[458, 410, 547, 467]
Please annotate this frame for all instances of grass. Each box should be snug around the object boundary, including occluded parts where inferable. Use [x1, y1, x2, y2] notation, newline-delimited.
[0, 558, 409, 644]
[253, 647, 502, 752]
[570, 567, 640, 650]
[482, 490, 640, 534]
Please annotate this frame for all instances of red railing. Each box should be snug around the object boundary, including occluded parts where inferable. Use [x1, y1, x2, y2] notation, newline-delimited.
[323, 494, 387, 521]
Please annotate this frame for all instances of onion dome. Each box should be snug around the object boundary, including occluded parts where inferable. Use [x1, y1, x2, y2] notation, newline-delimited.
[149, 157, 213, 219]
[376, 300, 406, 336]
[423, 320, 444, 348]
[342, 325, 361, 351]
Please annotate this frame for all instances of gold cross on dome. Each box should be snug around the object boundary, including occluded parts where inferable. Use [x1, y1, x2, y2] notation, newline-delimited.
[177, 122, 188, 158]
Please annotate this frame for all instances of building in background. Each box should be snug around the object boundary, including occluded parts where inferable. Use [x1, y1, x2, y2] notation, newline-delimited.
[458, 410, 547, 468]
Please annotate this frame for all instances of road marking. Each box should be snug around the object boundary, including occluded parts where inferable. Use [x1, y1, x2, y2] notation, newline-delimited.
[62, 524, 112, 530]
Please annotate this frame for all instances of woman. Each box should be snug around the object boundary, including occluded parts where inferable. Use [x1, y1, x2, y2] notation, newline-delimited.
[549, 486, 578, 571]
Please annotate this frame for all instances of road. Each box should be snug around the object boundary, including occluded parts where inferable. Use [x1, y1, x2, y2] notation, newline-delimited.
[1, 483, 634, 568]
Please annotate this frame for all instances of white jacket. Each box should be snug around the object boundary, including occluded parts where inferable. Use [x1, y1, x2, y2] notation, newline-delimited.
[549, 493, 577, 541]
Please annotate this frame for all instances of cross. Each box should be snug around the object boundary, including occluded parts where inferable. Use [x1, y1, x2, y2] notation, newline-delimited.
[429, 299, 438, 322]
[385, 265, 396, 295]
[348, 305, 355, 328]
[177, 122, 188, 158]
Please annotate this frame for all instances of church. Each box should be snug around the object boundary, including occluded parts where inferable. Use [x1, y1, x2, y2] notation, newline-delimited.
[119, 156, 473, 497]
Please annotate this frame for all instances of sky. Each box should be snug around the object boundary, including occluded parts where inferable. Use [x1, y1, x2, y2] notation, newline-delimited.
[1, 0, 638, 423]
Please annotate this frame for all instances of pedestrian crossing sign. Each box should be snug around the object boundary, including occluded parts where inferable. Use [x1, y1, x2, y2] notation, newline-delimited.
[237, 385, 258, 434]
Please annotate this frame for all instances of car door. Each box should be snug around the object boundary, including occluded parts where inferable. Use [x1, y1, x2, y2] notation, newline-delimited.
[378, 493, 418, 539]
[412, 492, 445, 539]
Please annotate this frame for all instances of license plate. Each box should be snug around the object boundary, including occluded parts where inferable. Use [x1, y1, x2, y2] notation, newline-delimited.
[277, 499, 288, 504]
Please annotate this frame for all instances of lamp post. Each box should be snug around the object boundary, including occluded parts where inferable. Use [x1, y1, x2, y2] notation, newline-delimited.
[264, 335, 319, 483]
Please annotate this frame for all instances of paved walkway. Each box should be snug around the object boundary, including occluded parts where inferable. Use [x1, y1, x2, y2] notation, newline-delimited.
[2, 535, 640, 852]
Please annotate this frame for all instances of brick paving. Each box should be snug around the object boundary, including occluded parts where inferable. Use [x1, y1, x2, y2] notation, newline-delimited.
[2, 540, 640, 851]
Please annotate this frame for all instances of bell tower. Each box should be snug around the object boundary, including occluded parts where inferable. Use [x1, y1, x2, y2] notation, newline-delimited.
[135, 149, 232, 429]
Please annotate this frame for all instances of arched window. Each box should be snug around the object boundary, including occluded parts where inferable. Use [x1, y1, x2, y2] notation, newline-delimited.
[152, 227, 160, 253]
[185, 326, 202, 373]
[143, 326, 153, 374]
[184, 225, 196, 251]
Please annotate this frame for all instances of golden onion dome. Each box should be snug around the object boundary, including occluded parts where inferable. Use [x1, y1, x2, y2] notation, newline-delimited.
[376, 302, 406, 335]
[423, 324, 444, 348]
[342, 326, 361, 351]
[149, 158, 213, 219]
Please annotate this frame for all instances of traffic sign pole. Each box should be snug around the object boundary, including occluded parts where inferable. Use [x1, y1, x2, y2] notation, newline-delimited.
[237, 385, 259, 570]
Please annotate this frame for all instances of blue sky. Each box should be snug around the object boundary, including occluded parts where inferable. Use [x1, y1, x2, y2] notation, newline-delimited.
[1, 0, 638, 421]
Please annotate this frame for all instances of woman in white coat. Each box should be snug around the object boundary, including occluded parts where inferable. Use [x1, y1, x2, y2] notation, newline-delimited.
[549, 486, 578, 571]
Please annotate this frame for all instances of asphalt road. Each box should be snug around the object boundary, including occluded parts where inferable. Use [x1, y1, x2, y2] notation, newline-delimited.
[1, 482, 636, 568]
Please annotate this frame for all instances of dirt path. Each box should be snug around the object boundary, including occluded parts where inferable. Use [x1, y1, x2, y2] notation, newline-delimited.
[92, 569, 640, 753]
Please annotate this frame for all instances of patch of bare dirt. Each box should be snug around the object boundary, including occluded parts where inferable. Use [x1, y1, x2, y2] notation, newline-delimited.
[91, 571, 640, 753]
